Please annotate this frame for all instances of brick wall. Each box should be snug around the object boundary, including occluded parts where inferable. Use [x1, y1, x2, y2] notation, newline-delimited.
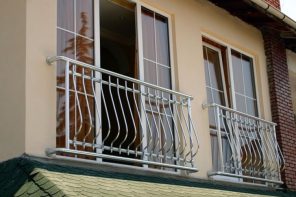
[264, 0, 281, 9]
[263, 29, 296, 191]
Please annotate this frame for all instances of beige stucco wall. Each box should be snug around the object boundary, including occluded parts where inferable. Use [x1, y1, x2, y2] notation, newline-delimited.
[25, 0, 57, 157]
[0, 0, 56, 162]
[0, 0, 273, 181]
[0, 0, 26, 161]
[287, 50, 296, 114]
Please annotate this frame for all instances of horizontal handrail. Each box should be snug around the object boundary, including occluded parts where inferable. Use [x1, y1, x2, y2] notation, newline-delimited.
[204, 103, 276, 126]
[47, 56, 193, 100]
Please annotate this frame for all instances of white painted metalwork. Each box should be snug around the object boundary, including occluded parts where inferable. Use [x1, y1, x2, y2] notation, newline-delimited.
[46, 56, 199, 172]
[205, 103, 285, 184]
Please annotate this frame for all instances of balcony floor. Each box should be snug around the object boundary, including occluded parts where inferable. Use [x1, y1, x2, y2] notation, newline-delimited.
[0, 155, 293, 197]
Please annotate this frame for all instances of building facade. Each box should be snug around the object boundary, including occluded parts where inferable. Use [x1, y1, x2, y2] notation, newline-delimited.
[1, 0, 296, 195]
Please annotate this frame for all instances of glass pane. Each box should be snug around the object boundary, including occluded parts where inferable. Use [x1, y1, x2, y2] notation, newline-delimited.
[57, 0, 74, 31]
[235, 94, 246, 113]
[208, 107, 216, 128]
[142, 8, 156, 61]
[203, 46, 211, 86]
[157, 65, 171, 99]
[157, 65, 171, 89]
[212, 90, 225, 106]
[76, 36, 94, 65]
[155, 13, 170, 66]
[76, 0, 94, 39]
[144, 60, 157, 85]
[246, 98, 258, 117]
[57, 29, 75, 87]
[57, 29, 75, 58]
[207, 48, 224, 91]
[232, 50, 244, 94]
[242, 55, 256, 99]
[210, 135, 219, 171]
[207, 88, 221, 129]
[206, 88, 213, 103]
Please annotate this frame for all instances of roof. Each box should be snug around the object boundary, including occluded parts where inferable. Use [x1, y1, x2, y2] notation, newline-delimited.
[207, 0, 296, 52]
[0, 156, 295, 197]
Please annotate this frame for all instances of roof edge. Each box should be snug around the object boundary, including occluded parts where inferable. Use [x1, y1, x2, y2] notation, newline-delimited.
[245, 0, 296, 32]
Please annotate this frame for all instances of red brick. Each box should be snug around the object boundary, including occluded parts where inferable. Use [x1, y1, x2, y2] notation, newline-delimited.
[263, 29, 296, 191]
[264, 0, 281, 9]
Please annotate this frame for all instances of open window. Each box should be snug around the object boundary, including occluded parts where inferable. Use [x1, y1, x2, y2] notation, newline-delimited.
[53, 0, 198, 172]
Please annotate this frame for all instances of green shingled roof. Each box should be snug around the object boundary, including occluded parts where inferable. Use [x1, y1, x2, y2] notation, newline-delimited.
[0, 156, 295, 197]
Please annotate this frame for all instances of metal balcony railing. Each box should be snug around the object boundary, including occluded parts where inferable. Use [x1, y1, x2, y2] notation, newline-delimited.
[46, 56, 199, 171]
[205, 103, 285, 184]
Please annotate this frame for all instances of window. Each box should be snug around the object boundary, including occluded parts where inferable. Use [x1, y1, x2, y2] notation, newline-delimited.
[203, 44, 227, 128]
[56, 0, 176, 169]
[203, 37, 261, 183]
[203, 38, 258, 116]
[231, 50, 258, 116]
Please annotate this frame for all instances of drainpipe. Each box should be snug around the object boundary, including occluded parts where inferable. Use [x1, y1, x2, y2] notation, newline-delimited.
[245, 0, 296, 31]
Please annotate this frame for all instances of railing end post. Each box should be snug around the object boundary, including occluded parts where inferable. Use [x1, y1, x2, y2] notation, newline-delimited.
[45, 148, 56, 156]
[46, 56, 54, 65]
[202, 103, 209, 110]
[46, 56, 60, 65]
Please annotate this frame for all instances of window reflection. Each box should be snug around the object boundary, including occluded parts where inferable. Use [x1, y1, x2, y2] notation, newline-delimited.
[57, 0, 94, 150]
[231, 50, 258, 117]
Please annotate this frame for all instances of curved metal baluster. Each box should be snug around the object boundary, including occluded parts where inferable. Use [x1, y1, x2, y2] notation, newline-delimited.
[101, 77, 111, 148]
[152, 91, 168, 159]
[160, 92, 174, 157]
[256, 121, 269, 177]
[117, 79, 128, 154]
[248, 119, 263, 176]
[109, 76, 120, 152]
[180, 99, 193, 163]
[229, 112, 241, 172]
[91, 76, 102, 149]
[240, 116, 254, 173]
[221, 109, 236, 172]
[255, 123, 264, 176]
[246, 117, 258, 176]
[168, 95, 182, 161]
[264, 123, 276, 176]
[270, 124, 285, 174]
[273, 124, 285, 172]
[72, 65, 83, 147]
[132, 83, 148, 156]
[259, 122, 272, 176]
[125, 81, 137, 154]
[141, 92, 154, 158]
[238, 115, 251, 174]
[224, 111, 234, 171]
[264, 124, 280, 176]
[187, 99, 199, 160]
[147, 87, 161, 157]
[221, 109, 235, 170]
[235, 113, 244, 173]
[81, 68, 94, 148]
[252, 119, 263, 176]
[173, 96, 187, 158]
